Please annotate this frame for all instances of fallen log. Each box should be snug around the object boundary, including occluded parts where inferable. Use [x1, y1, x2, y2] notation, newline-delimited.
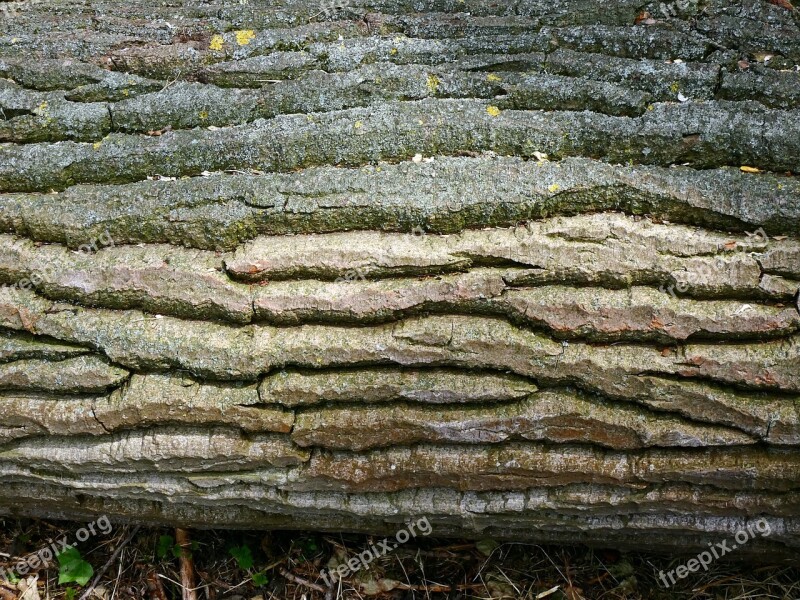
[0, 0, 798, 559]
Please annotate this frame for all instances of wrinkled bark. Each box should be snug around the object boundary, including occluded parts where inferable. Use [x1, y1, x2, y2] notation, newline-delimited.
[0, 0, 799, 558]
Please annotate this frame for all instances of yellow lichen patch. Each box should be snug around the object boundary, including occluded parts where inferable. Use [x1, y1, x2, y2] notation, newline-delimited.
[209, 35, 225, 51]
[390, 47, 398, 55]
[122, 89, 130, 97]
[548, 183, 561, 193]
[426, 74, 440, 94]
[36, 101, 49, 114]
[354, 121, 363, 129]
[486, 105, 501, 117]
[669, 81, 680, 94]
[486, 73, 502, 83]
[199, 110, 209, 120]
[235, 30, 256, 46]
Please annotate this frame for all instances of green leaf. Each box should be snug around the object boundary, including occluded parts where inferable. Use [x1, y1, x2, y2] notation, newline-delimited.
[297, 537, 320, 559]
[57, 547, 93, 586]
[475, 538, 500, 556]
[252, 571, 269, 586]
[172, 543, 184, 559]
[65, 588, 77, 600]
[156, 535, 175, 559]
[229, 545, 254, 570]
[608, 559, 635, 579]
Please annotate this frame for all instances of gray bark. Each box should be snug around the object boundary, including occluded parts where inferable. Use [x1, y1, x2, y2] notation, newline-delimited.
[0, 0, 799, 558]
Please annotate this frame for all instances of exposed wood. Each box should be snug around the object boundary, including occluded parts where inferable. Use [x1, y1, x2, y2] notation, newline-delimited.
[175, 528, 198, 600]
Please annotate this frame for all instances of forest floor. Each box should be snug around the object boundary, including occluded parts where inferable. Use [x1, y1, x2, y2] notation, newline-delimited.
[1, 518, 798, 600]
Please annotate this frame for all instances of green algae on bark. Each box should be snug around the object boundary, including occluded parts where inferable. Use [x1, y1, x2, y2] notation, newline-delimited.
[0, 354, 128, 394]
[259, 367, 538, 407]
[1, 157, 797, 252]
[2, 99, 799, 193]
[0, 331, 88, 364]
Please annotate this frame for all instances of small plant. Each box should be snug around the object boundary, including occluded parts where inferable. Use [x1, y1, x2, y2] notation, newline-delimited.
[229, 544, 269, 587]
[294, 537, 321, 560]
[156, 535, 182, 560]
[5, 571, 20, 585]
[229, 545, 254, 570]
[157, 533, 199, 561]
[57, 547, 93, 586]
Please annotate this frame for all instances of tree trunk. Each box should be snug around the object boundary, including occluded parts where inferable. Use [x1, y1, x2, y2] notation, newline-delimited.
[1, 0, 799, 558]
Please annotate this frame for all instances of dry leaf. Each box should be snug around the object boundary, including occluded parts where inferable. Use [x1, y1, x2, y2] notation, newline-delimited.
[359, 577, 401, 595]
[89, 586, 110, 600]
[723, 240, 738, 250]
[768, 0, 794, 9]
[17, 576, 41, 600]
[740, 166, 761, 173]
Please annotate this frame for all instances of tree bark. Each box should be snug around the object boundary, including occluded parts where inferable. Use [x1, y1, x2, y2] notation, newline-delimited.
[0, 0, 799, 558]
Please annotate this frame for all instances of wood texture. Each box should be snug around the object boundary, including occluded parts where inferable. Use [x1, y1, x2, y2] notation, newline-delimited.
[0, 0, 798, 557]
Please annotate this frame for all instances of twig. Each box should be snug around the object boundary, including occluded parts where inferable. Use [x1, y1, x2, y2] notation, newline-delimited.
[78, 525, 140, 600]
[175, 528, 198, 600]
[160, 77, 179, 92]
[279, 567, 326, 593]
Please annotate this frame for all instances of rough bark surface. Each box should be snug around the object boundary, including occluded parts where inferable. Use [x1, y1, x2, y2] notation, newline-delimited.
[0, 0, 799, 558]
